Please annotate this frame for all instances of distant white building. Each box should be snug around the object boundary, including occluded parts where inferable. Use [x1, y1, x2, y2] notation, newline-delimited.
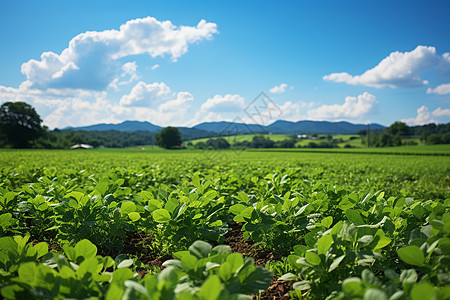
[70, 144, 94, 149]
[297, 134, 308, 139]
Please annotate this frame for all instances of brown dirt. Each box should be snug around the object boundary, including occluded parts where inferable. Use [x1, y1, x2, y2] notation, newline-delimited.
[122, 231, 172, 269]
[224, 223, 293, 299]
[256, 279, 293, 300]
[224, 222, 280, 266]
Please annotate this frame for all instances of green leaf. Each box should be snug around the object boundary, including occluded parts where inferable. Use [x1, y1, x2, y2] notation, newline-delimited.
[397, 245, 424, 266]
[226, 253, 244, 273]
[106, 283, 124, 300]
[121, 201, 136, 214]
[342, 277, 364, 297]
[439, 237, 450, 254]
[321, 216, 333, 228]
[292, 280, 311, 291]
[317, 235, 333, 255]
[181, 254, 198, 271]
[33, 242, 48, 258]
[279, 273, 297, 281]
[345, 209, 365, 225]
[117, 259, 133, 269]
[198, 275, 222, 300]
[328, 255, 345, 272]
[218, 262, 233, 282]
[410, 282, 435, 300]
[74, 239, 97, 262]
[128, 212, 140, 222]
[240, 266, 273, 294]
[305, 252, 321, 266]
[189, 240, 212, 259]
[364, 288, 387, 300]
[17, 262, 36, 283]
[152, 208, 171, 223]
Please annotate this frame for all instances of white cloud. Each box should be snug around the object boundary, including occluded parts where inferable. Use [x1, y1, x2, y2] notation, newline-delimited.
[307, 92, 377, 120]
[269, 83, 288, 94]
[159, 92, 193, 112]
[402, 106, 437, 125]
[323, 45, 445, 88]
[151, 64, 160, 70]
[119, 81, 171, 106]
[427, 83, 450, 95]
[20, 17, 218, 91]
[432, 107, 450, 117]
[200, 94, 245, 113]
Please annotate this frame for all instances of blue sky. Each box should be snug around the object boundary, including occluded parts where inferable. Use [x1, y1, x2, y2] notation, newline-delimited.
[1, 0, 449, 129]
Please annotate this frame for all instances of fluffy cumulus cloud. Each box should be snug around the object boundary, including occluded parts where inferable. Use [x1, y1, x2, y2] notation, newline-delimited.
[307, 92, 377, 120]
[323, 46, 449, 88]
[269, 83, 288, 94]
[200, 94, 245, 113]
[432, 107, 450, 118]
[427, 83, 450, 95]
[20, 17, 218, 91]
[402, 106, 450, 125]
[402, 106, 436, 125]
[120, 81, 172, 106]
[0, 16, 219, 128]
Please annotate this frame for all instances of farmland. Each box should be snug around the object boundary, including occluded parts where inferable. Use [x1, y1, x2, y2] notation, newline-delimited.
[0, 148, 449, 299]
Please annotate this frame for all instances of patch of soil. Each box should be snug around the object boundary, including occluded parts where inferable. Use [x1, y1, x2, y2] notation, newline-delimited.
[224, 222, 280, 266]
[256, 279, 293, 300]
[122, 231, 172, 270]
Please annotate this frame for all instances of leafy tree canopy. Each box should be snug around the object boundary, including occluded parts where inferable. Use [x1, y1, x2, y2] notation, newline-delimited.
[0, 101, 43, 148]
[156, 126, 182, 149]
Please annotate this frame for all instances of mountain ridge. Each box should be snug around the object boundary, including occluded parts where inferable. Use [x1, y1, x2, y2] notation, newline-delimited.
[65, 119, 386, 135]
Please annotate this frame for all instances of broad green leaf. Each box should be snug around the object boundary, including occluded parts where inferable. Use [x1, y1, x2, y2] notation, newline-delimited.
[321, 216, 333, 229]
[305, 252, 321, 266]
[74, 239, 97, 261]
[318, 235, 333, 255]
[342, 277, 364, 297]
[106, 283, 124, 300]
[33, 242, 48, 258]
[17, 262, 36, 283]
[397, 245, 424, 266]
[198, 275, 222, 300]
[181, 254, 198, 271]
[364, 288, 387, 300]
[152, 208, 171, 223]
[218, 262, 233, 282]
[345, 209, 365, 225]
[128, 212, 140, 222]
[189, 241, 212, 259]
[226, 253, 244, 273]
[410, 282, 435, 300]
[121, 201, 136, 214]
[240, 266, 273, 294]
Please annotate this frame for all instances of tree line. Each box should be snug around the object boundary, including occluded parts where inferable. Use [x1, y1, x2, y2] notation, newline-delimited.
[0, 101, 449, 149]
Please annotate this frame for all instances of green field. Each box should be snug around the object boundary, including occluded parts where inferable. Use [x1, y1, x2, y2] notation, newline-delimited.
[0, 149, 449, 299]
[187, 133, 363, 148]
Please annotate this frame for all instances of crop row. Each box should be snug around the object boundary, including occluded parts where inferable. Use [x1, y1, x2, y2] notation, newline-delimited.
[0, 150, 449, 299]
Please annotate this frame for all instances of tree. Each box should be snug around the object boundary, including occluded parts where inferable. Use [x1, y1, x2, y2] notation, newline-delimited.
[156, 127, 182, 149]
[387, 121, 410, 136]
[0, 102, 43, 148]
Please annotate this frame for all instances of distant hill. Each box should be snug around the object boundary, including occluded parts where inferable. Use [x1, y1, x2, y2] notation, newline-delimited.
[192, 121, 267, 134]
[66, 119, 385, 136]
[66, 120, 163, 132]
[266, 120, 385, 134]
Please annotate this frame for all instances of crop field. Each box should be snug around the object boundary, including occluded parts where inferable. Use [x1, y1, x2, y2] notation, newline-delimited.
[0, 149, 449, 299]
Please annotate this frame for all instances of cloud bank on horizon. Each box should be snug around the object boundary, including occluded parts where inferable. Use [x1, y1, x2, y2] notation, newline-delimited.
[0, 15, 449, 129]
